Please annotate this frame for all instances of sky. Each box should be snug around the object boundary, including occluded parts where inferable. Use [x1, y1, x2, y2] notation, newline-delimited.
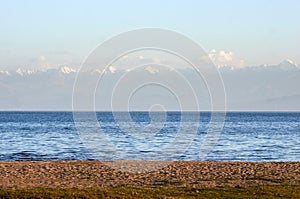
[1, 0, 300, 111]
[1, 0, 300, 68]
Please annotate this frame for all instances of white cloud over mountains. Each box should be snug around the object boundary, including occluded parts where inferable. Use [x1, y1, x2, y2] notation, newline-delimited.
[108, 66, 117, 73]
[208, 49, 245, 68]
[0, 60, 299, 111]
[145, 66, 160, 74]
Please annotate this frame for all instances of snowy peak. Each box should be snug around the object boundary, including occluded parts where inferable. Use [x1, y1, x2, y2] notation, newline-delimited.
[0, 59, 299, 77]
[222, 59, 299, 71]
[278, 59, 298, 70]
[281, 59, 296, 65]
[60, 66, 77, 74]
[0, 70, 10, 75]
[6, 66, 78, 76]
[15, 68, 36, 76]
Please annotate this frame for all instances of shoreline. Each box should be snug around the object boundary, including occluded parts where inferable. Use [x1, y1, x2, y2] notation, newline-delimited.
[0, 160, 299, 189]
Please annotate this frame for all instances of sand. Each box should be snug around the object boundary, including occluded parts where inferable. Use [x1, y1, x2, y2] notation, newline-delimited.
[0, 161, 299, 189]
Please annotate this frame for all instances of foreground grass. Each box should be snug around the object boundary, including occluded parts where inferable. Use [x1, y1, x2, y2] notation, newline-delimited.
[0, 185, 299, 199]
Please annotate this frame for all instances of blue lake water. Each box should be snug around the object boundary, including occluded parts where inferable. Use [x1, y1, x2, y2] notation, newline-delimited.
[0, 112, 299, 161]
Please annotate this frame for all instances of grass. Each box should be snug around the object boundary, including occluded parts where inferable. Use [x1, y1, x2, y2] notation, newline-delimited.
[253, 176, 287, 184]
[0, 185, 299, 199]
[152, 180, 184, 186]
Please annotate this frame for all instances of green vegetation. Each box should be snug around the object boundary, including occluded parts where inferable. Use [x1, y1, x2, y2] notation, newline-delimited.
[252, 176, 287, 184]
[0, 185, 299, 199]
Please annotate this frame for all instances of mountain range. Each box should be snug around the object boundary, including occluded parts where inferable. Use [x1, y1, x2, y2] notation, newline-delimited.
[0, 60, 299, 111]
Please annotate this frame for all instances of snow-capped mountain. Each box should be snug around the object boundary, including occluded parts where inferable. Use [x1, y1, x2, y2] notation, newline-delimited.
[0, 70, 10, 75]
[59, 66, 77, 74]
[15, 68, 36, 76]
[277, 59, 298, 70]
[0, 59, 298, 76]
[0, 59, 299, 111]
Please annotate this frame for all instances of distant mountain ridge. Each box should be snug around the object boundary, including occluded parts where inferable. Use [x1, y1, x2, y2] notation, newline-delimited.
[0, 59, 299, 111]
[0, 59, 299, 77]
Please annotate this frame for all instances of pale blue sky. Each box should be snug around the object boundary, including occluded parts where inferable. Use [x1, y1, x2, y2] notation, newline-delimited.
[1, 0, 299, 68]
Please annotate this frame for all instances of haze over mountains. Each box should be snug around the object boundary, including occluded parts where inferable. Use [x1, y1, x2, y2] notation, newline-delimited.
[0, 59, 299, 111]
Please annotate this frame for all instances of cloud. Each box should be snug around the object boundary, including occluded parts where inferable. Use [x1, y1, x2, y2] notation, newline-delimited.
[21, 52, 81, 71]
[208, 49, 245, 68]
[122, 55, 129, 59]
[38, 55, 47, 62]
[145, 66, 159, 74]
[108, 66, 117, 73]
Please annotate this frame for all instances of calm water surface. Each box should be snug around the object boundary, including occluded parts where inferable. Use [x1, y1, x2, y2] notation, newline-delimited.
[0, 112, 299, 161]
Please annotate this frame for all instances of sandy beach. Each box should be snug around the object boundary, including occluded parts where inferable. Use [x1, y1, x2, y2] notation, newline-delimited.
[0, 161, 299, 189]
